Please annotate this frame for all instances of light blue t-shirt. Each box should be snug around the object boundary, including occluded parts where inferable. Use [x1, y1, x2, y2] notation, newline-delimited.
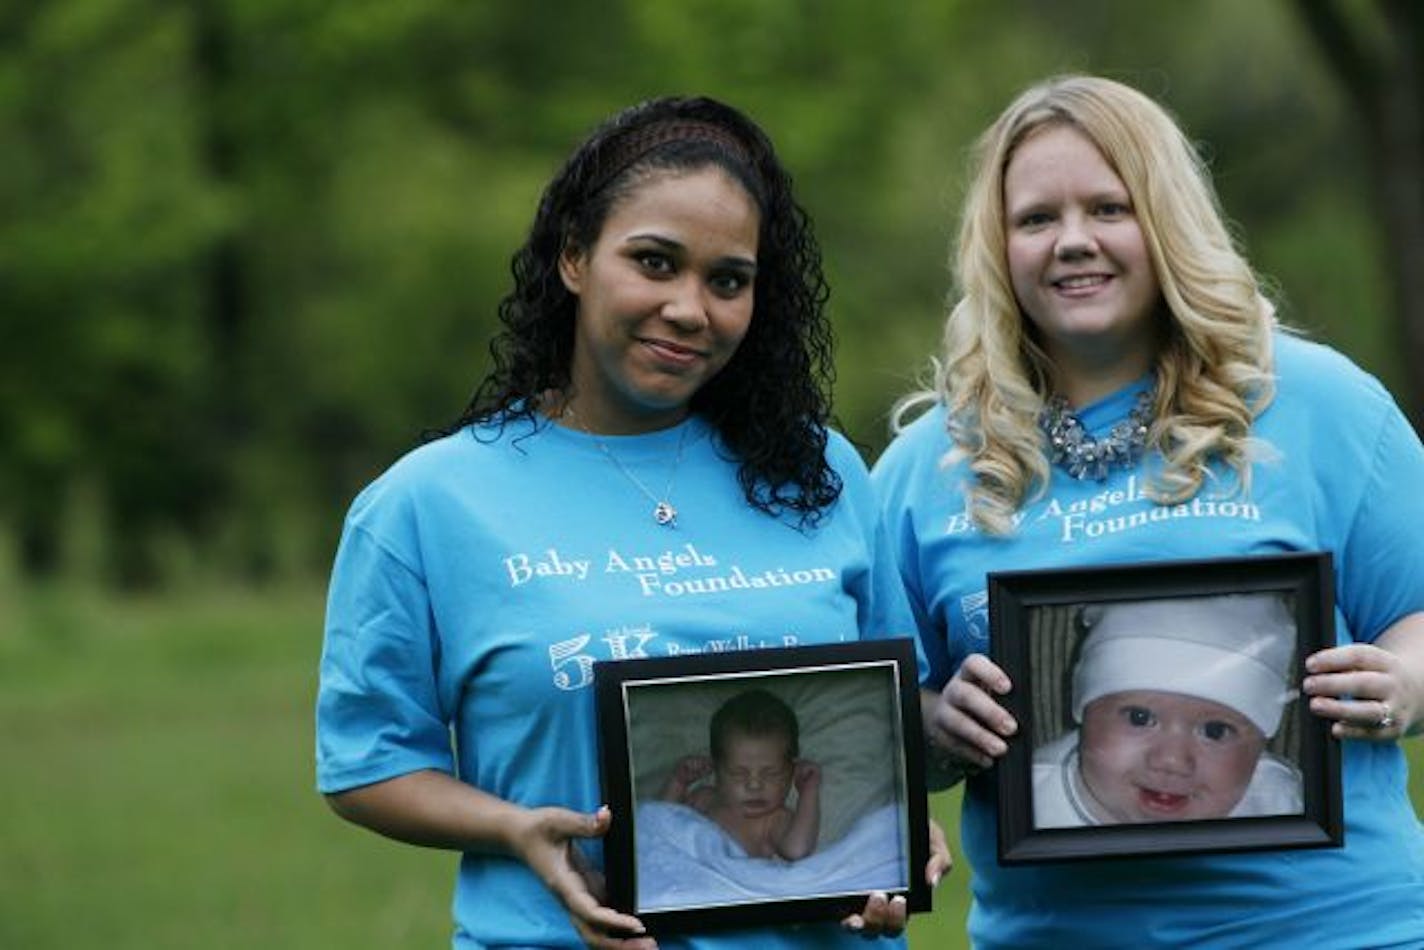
[317, 413, 924, 949]
[872, 333, 1424, 949]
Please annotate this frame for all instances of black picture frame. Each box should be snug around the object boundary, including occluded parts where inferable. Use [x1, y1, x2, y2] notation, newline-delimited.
[988, 551, 1342, 864]
[593, 638, 930, 934]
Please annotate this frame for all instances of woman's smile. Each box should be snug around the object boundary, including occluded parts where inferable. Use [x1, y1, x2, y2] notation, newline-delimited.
[559, 166, 759, 434]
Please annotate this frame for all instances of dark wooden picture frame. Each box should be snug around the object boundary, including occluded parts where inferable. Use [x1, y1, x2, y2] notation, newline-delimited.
[593, 639, 930, 934]
[988, 552, 1342, 864]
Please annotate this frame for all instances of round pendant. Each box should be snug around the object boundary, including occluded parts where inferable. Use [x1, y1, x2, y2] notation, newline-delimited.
[653, 501, 677, 526]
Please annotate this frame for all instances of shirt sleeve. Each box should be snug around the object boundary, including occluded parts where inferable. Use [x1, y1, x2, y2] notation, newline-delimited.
[315, 517, 454, 794]
[826, 431, 930, 683]
[1335, 400, 1424, 642]
[864, 499, 932, 684]
[871, 415, 956, 690]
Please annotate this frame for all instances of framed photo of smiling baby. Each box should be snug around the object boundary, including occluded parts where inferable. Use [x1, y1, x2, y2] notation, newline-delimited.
[592, 638, 930, 934]
[987, 551, 1343, 865]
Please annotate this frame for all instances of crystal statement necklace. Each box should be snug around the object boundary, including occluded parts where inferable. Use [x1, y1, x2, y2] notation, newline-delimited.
[568, 409, 688, 527]
[1039, 388, 1155, 481]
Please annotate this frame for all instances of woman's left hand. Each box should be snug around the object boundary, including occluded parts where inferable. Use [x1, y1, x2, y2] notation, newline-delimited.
[839, 817, 951, 938]
[924, 817, 952, 890]
[1303, 611, 1424, 741]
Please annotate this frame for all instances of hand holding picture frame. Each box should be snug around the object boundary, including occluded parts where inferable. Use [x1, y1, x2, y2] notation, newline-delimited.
[988, 551, 1343, 864]
[593, 639, 931, 934]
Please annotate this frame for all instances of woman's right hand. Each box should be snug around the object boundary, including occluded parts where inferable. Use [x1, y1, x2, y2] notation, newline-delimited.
[509, 805, 657, 950]
[925, 653, 1017, 772]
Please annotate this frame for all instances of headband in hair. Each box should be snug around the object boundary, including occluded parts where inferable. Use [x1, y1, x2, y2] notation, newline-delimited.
[590, 119, 755, 194]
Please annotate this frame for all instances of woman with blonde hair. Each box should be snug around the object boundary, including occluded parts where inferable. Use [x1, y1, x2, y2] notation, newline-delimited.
[873, 74, 1424, 947]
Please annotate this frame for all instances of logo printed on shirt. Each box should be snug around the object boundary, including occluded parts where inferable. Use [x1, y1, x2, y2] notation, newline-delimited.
[944, 474, 1261, 543]
[961, 589, 989, 647]
[547, 627, 803, 690]
[548, 624, 657, 691]
[503, 541, 839, 599]
[504, 548, 590, 586]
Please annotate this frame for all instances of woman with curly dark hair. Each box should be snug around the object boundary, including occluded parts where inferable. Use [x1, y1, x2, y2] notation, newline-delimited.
[447, 95, 840, 521]
[315, 96, 948, 949]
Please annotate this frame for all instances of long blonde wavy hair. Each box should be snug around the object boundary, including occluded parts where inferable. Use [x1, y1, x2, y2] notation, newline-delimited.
[900, 75, 1277, 535]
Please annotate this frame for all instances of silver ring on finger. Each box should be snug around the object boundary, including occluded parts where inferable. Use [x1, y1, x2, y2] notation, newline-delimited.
[1376, 701, 1396, 730]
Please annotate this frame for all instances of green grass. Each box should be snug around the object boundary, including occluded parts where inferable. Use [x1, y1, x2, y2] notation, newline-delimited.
[0, 584, 453, 948]
[0, 584, 1415, 947]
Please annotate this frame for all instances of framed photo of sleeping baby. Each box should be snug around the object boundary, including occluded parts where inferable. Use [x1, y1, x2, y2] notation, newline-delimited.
[593, 638, 930, 934]
[987, 551, 1343, 865]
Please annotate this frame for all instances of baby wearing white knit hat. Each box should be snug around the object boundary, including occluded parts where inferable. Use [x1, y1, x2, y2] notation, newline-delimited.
[1033, 593, 1304, 827]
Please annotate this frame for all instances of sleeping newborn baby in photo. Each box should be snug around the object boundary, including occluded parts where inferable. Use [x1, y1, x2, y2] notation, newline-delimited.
[658, 687, 821, 860]
[637, 687, 906, 910]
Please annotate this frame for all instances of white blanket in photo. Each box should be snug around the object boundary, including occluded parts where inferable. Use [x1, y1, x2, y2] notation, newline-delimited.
[635, 800, 908, 911]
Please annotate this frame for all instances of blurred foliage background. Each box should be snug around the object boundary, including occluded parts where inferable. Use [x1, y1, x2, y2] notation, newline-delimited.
[1, 1, 1420, 947]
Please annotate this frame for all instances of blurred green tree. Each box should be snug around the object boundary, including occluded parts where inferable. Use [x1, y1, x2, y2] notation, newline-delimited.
[0, 3, 228, 583]
[0, 0, 1404, 588]
[1291, 0, 1424, 428]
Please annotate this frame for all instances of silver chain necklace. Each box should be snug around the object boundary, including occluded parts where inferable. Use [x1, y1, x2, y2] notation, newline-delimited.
[567, 410, 689, 527]
[1039, 388, 1155, 481]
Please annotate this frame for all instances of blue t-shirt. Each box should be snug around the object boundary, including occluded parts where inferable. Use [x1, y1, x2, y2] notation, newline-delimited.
[317, 414, 924, 949]
[872, 333, 1424, 949]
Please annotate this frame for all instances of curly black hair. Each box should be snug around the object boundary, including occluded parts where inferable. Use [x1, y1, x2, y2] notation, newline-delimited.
[437, 95, 841, 525]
